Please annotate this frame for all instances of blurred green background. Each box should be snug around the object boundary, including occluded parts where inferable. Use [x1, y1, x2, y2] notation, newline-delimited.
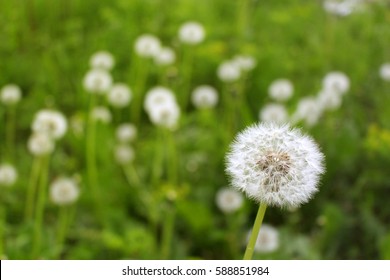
[0, 0, 390, 260]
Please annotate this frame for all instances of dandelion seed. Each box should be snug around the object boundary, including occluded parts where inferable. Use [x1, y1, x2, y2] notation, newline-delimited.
[246, 224, 279, 253]
[32, 109, 68, 140]
[116, 123, 137, 143]
[178, 21, 205, 45]
[134, 34, 161, 58]
[0, 84, 22, 105]
[259, 104, 289, 124]
[50, 177, 80, 206]
[154, 47, 176, 66]
[90, 51, 115, 71]
[191, 85, 218, 109]
[232, 55, 257, 72]
[91, 106, 112, 124]
[0, 164, 18, 187]
[322, 71, 350, 95]
[215, 187, 244, 214]
[27, 133, 55, 156]
[268, 79, 294, 102]
[217, 61, 241, 83]
[317, 89, 342, 111]
[114, 144, 135, 165]
[225, 123, 325, 209]
[107, 83, 132, 108]
[379, 63, 390, 81]
[148, 100, 180, 130]
[83, 69, 113, 94]
[70, 114, 85, 138]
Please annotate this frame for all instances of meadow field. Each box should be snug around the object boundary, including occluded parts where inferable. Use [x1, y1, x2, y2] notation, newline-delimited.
[0, 0, 390, 260]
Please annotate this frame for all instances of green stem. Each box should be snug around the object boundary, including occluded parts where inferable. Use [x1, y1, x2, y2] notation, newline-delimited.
[160, 204, 176, 260]
[123, 163, 140, 187]
[151, 128, 164, 186]
[0, 195, 5, 257]
[56, 206, 70, 258]
[25, 156, 42, 221]
[6, 106, 16, 161]
[131, 57, 150, 123]
[179, 46, 194, 109]
[243, 203, 268, 260]
[31, 155, 50, 259]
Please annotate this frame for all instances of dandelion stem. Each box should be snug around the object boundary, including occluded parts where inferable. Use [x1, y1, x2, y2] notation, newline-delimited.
[131, 57, 150, 123]
[160, 204, 176, 260]
[25, 156, 41, 221]
[0, 195, 5, 257]
[6, 106, 16, 161]
[31, 155, 50, 259]
[179, 46, 194, 109]
[56, 206, 70, 258]
[243, 203, 268, 260]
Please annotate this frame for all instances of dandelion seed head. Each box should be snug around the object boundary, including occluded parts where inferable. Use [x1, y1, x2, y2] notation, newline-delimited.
[0, 84, 22, 105]
[379, 63, 390, 81]
[114, 144, 135, 165]
[226, 123, 325, 208]
[217, 61, 241, 82]
[154, 47, 176, 66]
[91, 106, 112, 124]
[232, 55, 257, 71]
[246, 224, 279, 253]
[317, 89, 342, 111]
[0, 164, 18, 187]
[291, 97, 322, 127]
[50, 177, 80, 206]
[178, 21, 205, 45]
[134, 34, 161, 58]
[89, 51, 115, 70]
[107, 83, 132, 108]
[191, 85, 218, 109]
[322, 71, 350, 95]
[28, 133, 55, 156]
[268, 79, 294, 102]
[144, 86, 176, 112]
[32, 109, 68, 140]
[259, 103, 289, 124]
[83, 69, 113, 94]
[116, 123, 137, 143]
[148, 101, 180, 130]
[215, 187, 244, 214]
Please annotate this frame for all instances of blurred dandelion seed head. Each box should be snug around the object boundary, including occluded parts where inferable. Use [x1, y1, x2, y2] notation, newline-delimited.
[322, 71, 350, 95]
[191, 85, 218, 109]
[178, 21, 205, 45]
[116, 123, 137, 143]
[268, 79, 294, 102]
[232, 55, 257, 72]
[134, 34, 161, 58]
[83, 69, 113, 94]
[0, 84, 22, 105]
[50, 177, 80, 206]
[292, 97, 322, 127]
[154, 47, 176, 66]
[226, 123, 325, 208]
[259, 103, 289, 124]
[379, 63, 390, 81]
[91, 106, 112, 124]
[217, 61, 241, 82]
[215, 187, 244, 214]
[32, 109, 68, 140]
[0, 164, 18, 187]
[28, 133, 55, 156]
[107, 83, 132, 108]
[114, 144, 135, 165]
[317, 89, 342, 111]
[246, 224, 279, 253]
[90, 51, 115, 71]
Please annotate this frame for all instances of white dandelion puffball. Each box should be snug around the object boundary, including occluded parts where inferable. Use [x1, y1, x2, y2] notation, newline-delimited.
[90, 51, 115, 70]
[32, 109, 68, 140]
[191, 85, 219, 109]
[323, 1, 352, 17]
[28, 133, 55, 156]
[107, 83, 132, 108]
[114, 144, 135, 165]
[215, 187, 244, 214]
[259, 103, 289, 124]
[317, 89, 342, 111]
[225, 123, 325, 208]
[154, 47, 176, 66]
[379, 63, 390, 81]
[232, 55, 257, 71]
[148, 100, 180, 130]
[116, 123, 137, 143]
[217, 61, 241, 82]
[322, 71, 350, 95]
[50, 177, 80, 206]
[247, 224, 279, 253]
[144, 86, 176, 112]
[91, 106, 112, 124]
[1, 84, 22, 105]
[83, 69, 113, 94]
[134, 34, 161, 58]
[268, 79, 294, 102]
[0, 164, 18, 187]
[291, 97, 322, 127]
[178, 21, 205, 45]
